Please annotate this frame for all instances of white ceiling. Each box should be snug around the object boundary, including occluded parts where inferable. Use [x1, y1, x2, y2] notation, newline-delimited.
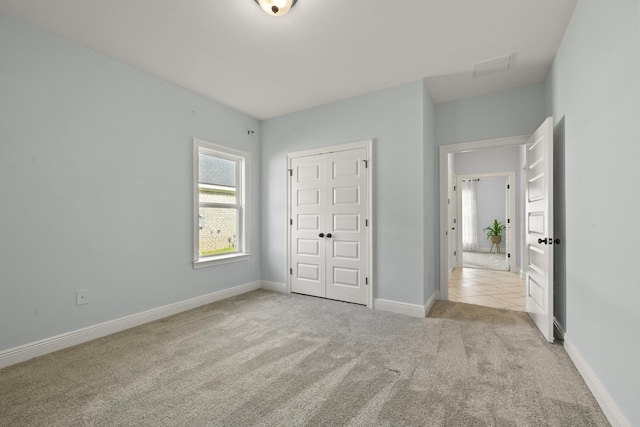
[0, 0, 578, 120]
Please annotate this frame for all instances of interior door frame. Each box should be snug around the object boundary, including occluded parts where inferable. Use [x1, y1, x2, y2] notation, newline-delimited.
[456, 171, 517, 272]
[439, 135, 529, 300]
[286, 139, 374, 308]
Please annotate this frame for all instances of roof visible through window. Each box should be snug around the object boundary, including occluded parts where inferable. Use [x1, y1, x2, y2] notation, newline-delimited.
[199, 153, 236, 187]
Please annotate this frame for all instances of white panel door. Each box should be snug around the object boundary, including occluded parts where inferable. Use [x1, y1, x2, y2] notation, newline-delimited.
[525, 117, 555, 342]
[325, 148, 368, 305]
[448, 170, 458, 272]
[290, 148, 369, 305]
[290, 155, 326, 298]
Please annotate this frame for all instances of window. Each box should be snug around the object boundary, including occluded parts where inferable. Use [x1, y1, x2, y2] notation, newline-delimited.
[193, 139, 250, 268]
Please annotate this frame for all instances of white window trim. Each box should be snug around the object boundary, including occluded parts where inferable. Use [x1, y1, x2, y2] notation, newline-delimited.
[193, 138, 251, 269]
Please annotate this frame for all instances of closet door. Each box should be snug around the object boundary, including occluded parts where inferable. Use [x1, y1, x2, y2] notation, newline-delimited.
[290, 155, 327, 297]
[290, 148, 369, 305]
[325, 148, 368, 305]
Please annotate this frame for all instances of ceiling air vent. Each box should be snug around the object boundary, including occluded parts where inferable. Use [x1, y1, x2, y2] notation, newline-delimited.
[474, 54, 512, 78]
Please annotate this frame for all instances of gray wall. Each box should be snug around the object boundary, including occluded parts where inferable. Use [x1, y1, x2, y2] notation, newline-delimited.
[436, 83, 546, 146]
[473, 178, 507, 252]
[260, 80, 435, 305]
[423, 83, 438, 302]
[0, 12, 261, 351]
[545, 0, 640, 424]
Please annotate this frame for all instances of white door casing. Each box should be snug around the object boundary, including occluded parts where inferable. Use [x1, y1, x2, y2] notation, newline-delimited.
[525, 117, 555, 342]
[288, 142, 372, 306]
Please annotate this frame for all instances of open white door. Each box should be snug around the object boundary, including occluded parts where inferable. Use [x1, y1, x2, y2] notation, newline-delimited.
[448, 170, 458, 273]
[525, 117, 555, 342]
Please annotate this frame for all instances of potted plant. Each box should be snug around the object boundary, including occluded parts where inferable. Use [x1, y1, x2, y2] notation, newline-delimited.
[484, 219, 506, 246]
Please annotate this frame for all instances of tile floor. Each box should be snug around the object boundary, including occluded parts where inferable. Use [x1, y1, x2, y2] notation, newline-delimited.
[448, 267, 526, 311]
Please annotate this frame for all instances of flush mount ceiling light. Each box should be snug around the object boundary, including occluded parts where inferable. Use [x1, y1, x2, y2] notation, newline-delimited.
[255, 0, 297, 16]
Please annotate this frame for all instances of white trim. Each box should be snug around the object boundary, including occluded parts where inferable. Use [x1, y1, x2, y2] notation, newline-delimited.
[439, 135, 529, 300]
[286, 140, 374, 308]
[373, 299, 425, 318]
[193, 138, 251, 269]
[564, 334, 630, 427]
[261, 281, 287, 293]
[285, 140, 372, 159]
[193, 253, 251, 268]
[424, 291, 440, 315]
[0, 281, 261, 369]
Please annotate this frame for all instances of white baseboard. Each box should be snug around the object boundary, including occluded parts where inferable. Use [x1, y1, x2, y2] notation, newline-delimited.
[563, 334, 629, 427]
[0, 281, 262, 369]
[424, 291, 440, 315]
[261, 281, 287, 293]
[465, 248, 498, 254]
[373, 298, 426, 318]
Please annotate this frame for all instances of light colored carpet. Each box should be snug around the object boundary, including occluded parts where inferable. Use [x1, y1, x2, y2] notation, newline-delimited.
[463, 251, 509, 271]
[0, 290, 608, 426]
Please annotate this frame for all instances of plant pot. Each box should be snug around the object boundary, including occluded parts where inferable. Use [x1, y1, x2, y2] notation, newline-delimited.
[490, 235, 502, 244]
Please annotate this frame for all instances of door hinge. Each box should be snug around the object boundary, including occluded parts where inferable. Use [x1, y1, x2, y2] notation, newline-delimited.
[507, 184, 510, 189]
[507, 218, 510, 224]
[453, 251, 457, 256]
[290, 268, 293, 275]
[288, 169, 293, 176]
[365, 277, 369, 285]
[290, 218, 293, 225]
[363, 160, 368, 168]
[508, 253, 511, 258]
[365, 219, 369, 227]
[453, 185, 457, 191]
[453, 218, 457, 224]
[448, 198, 450, 205]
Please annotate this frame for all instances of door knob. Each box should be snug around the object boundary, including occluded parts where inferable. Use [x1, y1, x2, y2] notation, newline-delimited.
[319, 233, 324, 238]
[554, 238, 561, 244]
[326, 233, 332, 238]
[538, 238, 548, 244]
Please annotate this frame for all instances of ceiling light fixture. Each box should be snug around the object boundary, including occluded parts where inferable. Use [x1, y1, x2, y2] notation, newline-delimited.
[255, 0, 297, 16]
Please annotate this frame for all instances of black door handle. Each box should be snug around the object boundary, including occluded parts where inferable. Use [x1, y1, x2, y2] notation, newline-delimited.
[326, 233, 332, 238]
[554, 238, 561, 244]
[319, 233, 324, 238]
[538, 238, 548, 244]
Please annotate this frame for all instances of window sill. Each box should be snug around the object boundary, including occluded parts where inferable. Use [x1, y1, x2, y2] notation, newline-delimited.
[193, 253, 251, 269]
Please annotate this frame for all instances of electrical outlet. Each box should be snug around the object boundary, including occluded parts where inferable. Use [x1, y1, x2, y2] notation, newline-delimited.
[76, 290, 88, 305]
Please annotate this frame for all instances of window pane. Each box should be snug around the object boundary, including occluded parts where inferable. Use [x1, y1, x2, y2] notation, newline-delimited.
[198, 207, 238, 256]
[199, 186, 237, 204]
[199, 153, 236, 187]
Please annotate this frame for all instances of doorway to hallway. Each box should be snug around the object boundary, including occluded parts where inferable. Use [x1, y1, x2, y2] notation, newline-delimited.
[440, 118, 557, 342]
[440, 134, 529, 314]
